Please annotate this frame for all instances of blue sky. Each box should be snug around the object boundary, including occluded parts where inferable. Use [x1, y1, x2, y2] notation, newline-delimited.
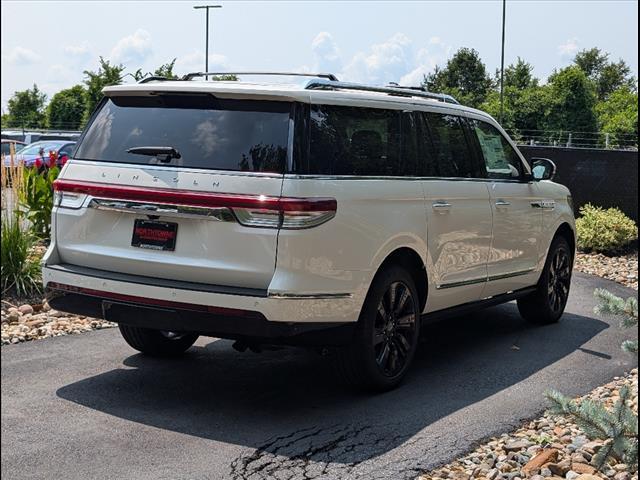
[1, 1, 638, 111]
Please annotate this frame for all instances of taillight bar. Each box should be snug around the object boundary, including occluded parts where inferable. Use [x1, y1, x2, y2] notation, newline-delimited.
[53, 179, 337, 229]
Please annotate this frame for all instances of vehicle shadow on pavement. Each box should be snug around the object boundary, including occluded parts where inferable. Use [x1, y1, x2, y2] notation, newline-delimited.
[56, 301, 611, 471]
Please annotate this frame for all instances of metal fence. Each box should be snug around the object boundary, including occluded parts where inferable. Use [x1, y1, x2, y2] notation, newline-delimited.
[507, 129, 638, 151]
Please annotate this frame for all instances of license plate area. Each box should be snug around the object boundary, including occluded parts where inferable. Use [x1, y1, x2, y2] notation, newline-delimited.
[131, 219, 178, 251]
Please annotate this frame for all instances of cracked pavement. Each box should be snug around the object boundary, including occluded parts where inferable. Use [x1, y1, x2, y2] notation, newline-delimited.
[2, 273, 638, 480]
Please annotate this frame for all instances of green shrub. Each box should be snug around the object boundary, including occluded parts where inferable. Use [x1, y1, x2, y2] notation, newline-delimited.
[1, 214, 42, 297]
[576, 203, 638, 253]
[19, 166, 59, 240]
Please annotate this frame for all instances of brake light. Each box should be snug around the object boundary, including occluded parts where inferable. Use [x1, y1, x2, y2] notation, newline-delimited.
[53, 180, 337, 229]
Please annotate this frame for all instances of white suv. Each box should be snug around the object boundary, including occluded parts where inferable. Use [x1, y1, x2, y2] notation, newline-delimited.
[43, 73, 575, 391]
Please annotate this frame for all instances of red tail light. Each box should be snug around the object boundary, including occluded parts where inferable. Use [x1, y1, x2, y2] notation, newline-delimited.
[53, 179, 336, 229]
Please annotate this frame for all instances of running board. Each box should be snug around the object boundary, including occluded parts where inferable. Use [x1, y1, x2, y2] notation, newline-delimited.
[421, 286, 537, 324]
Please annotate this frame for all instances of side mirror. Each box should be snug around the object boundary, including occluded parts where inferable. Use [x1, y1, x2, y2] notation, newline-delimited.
[531, 157, 557, 181]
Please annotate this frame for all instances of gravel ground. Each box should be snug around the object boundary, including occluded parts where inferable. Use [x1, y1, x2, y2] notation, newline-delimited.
[418, 369, 638, 480]
[1, 300, 115, 346]
[575, 252, 638, 291]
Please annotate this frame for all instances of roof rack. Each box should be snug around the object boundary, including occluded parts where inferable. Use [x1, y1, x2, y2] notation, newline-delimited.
[181, 71, 339, 81]
[138, 75, 178, 84]
[305, 78, 459, 104]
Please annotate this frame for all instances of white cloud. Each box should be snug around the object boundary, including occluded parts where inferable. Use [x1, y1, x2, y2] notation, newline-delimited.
[175, 50, 229, 75]
[110, 29, 152, 65]
[312, 32, 342, 73]
[64, 43, 91, 57]
[2, 46, 41, 65]
[558, 38, 579, 58]
[306, 32, 453, 86]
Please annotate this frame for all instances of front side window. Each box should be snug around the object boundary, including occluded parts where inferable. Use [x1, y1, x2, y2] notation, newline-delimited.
[423, 113, 478, 178]
[471, 120, 524, 180]
[308, 105, 408, 176]
[75, 95, 291, 173]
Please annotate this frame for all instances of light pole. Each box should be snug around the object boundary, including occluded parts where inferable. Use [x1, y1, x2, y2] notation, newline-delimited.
[499, 0, 506, 124]
[194, 5, 222, 79]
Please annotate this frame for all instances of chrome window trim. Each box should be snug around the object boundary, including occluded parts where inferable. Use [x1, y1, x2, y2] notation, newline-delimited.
[284, 174, 530, 184]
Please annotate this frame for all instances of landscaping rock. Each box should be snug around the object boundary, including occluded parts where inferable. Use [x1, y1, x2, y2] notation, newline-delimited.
[418, 369, 638, 480]
[18, 304, 33, 315]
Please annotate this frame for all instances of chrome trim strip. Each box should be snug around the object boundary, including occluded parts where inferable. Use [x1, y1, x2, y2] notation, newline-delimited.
[436, 277, 487, 290]
[436, 268, 535, 290]
[487, 268, 535, 282]
[531, 200, 556, 210]
[284, 174, 528, 184]
[88, 198, 236, 221]
[268, 292, 354, 300]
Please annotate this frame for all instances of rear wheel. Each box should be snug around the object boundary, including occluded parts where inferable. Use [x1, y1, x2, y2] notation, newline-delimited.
[333, 266, 421, 391]
[517, 236, 573, 325]
[118, 325, 199, 356]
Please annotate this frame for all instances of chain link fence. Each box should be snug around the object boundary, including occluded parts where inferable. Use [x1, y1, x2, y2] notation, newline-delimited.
[507, 129, 638, 151]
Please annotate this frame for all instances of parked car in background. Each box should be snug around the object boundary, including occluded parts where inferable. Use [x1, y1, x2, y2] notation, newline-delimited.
[1, 130, 82, 145]
[1, 139, 26, 156]
[6, 140, 76, 168]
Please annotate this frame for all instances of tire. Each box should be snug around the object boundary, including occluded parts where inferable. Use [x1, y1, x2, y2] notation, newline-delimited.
[333, 265, 421, 392]
[517, 236, 573, 325]
[118, 325, 199, 357]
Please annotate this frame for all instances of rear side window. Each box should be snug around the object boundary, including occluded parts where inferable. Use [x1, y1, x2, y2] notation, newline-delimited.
[470, 119, 524, 180]
[423, 113, 479, 178]
[75, 95, 291, 173]
[308, 105, 410, 176]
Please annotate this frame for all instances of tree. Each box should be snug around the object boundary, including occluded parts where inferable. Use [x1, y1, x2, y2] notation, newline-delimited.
[504, 57, 537, 90]
[546, 66, 598, 133]
[596, 87, 638, 147]
[545, 289, 638, 471]
[424, 48, 493, 108]
[574, 48, 636, 100]
[83, 57, 125, 120]
[154, 59, 178, 79]
[46, 85, 87, 130]
[574, 47, 609, 78]
[4, 84, 47, 129]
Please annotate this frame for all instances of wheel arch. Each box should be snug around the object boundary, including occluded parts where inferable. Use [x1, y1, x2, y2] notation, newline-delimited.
[372, 247, 428, 314]
[553, 222, 576, 259]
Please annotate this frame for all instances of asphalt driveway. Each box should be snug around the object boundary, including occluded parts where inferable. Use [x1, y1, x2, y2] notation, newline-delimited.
[1, 272, 638, 480]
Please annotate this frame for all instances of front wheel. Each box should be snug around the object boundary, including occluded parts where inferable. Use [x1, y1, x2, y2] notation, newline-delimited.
[333, 265, 421, 391]
[517, 236, 573, 325]
[119, 325, 199, 357]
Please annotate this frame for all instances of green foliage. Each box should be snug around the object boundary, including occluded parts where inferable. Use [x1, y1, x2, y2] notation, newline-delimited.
[0, 213, 42, 297]
[596, 87, 638, 147]
[424, 48, 493, 108]
[574, 48, 636, 101]
[504, 57, 538, 90]
[594, 289, 638, 355]
[83, 57, 125, 120]
[154, 59, 178, 79]
[545, 386, 638, 471]
[19, 167, 60, 240]
[576, 204, 638, 253]
[547, 66, 598, 134]
[211, 74, 238, 81]
[4, 84, 47, 129]
[46, 85, 87, 130]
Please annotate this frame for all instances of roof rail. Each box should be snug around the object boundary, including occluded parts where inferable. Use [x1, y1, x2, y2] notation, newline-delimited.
[181, 71, 339, 81]
[305, 78, 460, 104]
[138, 75, 178, 84]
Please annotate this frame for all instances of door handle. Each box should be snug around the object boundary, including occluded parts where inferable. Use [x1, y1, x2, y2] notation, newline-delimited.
[432, 201, 452, 210]
[495, 199, 511, 207]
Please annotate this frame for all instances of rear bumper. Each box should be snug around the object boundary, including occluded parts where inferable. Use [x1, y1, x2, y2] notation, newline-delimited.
[42, 264, 359, 345]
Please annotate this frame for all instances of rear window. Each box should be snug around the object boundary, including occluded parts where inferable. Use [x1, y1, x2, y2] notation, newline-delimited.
[75, 95, 291, 173]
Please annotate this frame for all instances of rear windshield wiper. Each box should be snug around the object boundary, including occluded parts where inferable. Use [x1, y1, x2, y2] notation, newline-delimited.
[127, 146, 181, 163]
